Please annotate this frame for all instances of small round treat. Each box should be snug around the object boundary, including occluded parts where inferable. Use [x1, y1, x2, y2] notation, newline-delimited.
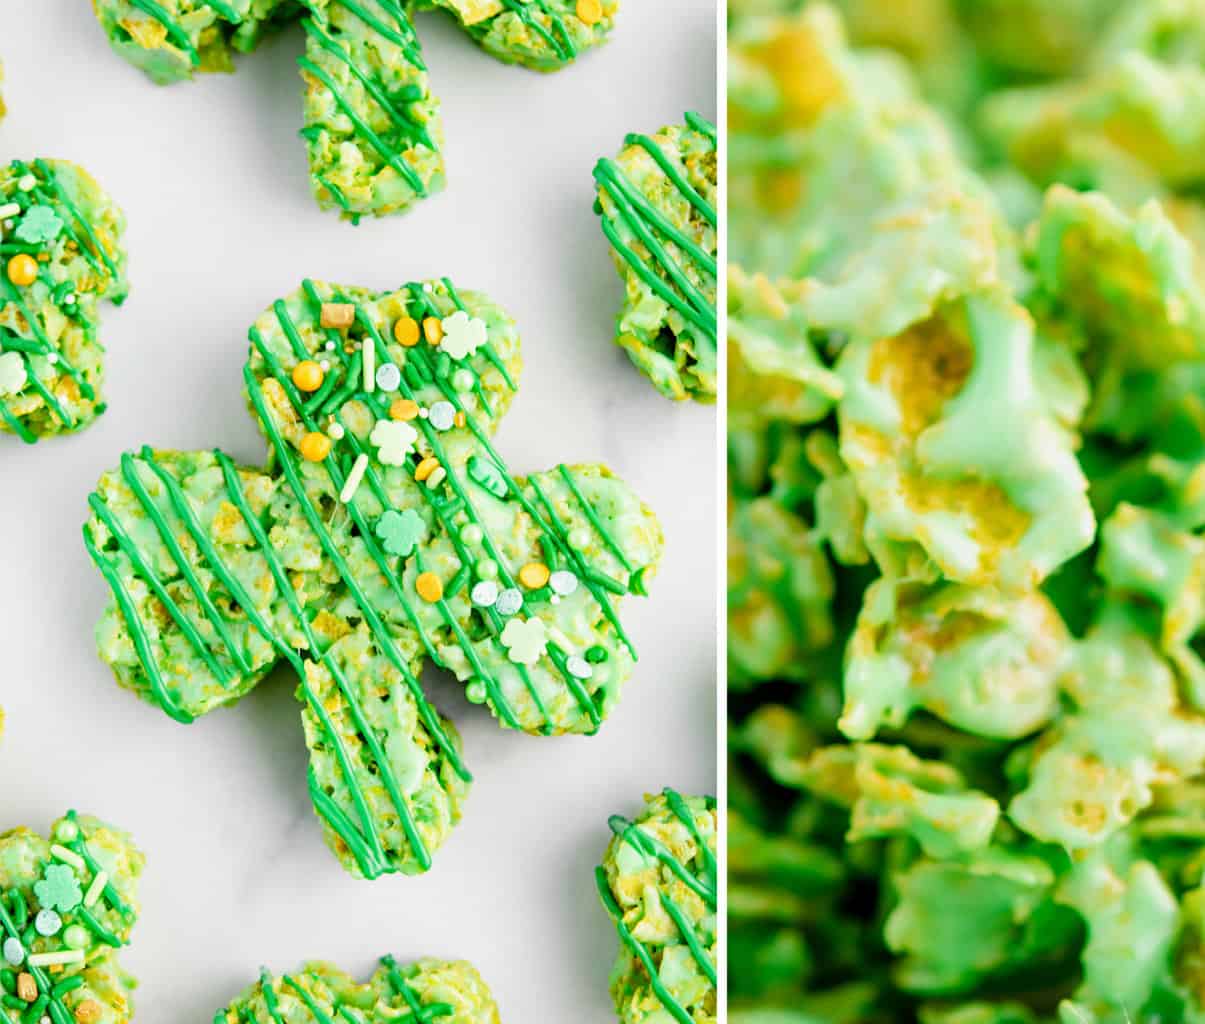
[597, 789, 718, 1024]
[594, 113, 717, 403]
[212, 955, 501, 1023]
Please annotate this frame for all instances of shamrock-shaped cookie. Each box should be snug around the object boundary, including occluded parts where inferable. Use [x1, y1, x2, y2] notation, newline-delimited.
[596, 789, 717, 1024]
[84, 277, 662, 880]
[213, 955, 500, 1023]
[594, 114, 717, 402]
[0, 158, 129, 443]
[93, 0, 618, 221]
[0, 809, 144, 1024]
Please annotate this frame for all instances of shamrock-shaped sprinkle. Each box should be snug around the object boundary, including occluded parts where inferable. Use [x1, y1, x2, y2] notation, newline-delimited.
[34, 863, 82, 912]
[440, 310, 488, 361]
[501, 617, 548, 666]
[14, 204, 63, 245]
[370, 418, 418, 466]
[0, 351, 27, 397]
[376, 508, 426, 557]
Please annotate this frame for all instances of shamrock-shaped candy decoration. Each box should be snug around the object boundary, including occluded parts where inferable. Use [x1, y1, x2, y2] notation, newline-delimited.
[0, 158, 129, 443]
[0, 805, 145, 1024]
[597, 789, 718, 1024]
[93, 0, 619, 222]
[213, 954, 500, 1023]
[85, 277, 663, 880]
[594, 113, 717, 403]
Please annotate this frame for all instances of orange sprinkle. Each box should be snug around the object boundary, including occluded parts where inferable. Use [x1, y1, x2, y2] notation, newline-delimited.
[454, 410, 466, 428]
[423, 316, 443, 346]
[6, 254, 37, 287]
[292, 360, 325, 392]
[394, 316, 421, 347]
[390, 398, 420, 421]
[576, 0, 603, 24]
[299, 431, 332, 462]
[414, 457, 440, 482]
[416, 572, 443, 603]
[519, 563, 551, 589]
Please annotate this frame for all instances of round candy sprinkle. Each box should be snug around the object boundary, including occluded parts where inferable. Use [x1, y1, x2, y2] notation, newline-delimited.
[299, 432, 332, 462]
[63, 926, 88, 951]
[452, 369, 474, 392]
[577, 0, 603, 23]
[415, 572, 443, 603]
[3, 937, 23, 965]
[53, 820, 79, 843]
[327, 423, 345, 441]
[471, 580, 499, 607]
[292, 360, 324, 392]
[569, 527, 592, 549]
[461, 524, 484, 546]
[476, 558, 499, 580]
[414, 457, 440, 482]
[550, 570, 579, 596]
[376, 363, 401, 392]
[423, 316, 443, 346]
[6, 253, 37, 287]
[34, 910, 61, 937]
[394, 316, 420, 347]
[567, 655, 593, 679]
[429, 401, 456, 431]
[519, 563, 550, 589]
[495, 588, 523, 616]
[390, 398, 419, 421]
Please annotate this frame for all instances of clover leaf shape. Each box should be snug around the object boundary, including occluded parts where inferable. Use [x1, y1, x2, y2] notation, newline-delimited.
[376, 508, 426, 557]
[92, 0, 619, 221]
[0, 159, 128, 444]
[0, 803, 145, 1024]
[84, 277, 663, 881]
[500, 617, 548, 666]
[370, 418, 418, 466]
[34, 864, 83, 913]
[440, 310, 488, 361]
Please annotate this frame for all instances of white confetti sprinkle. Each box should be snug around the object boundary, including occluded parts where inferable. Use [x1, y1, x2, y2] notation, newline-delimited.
[549, 570, 579, 596]
[471, 581, 499, 607]
[376, 363, 401, 392]
[495, 588, 523, 616]
[428, 401, 455, 431]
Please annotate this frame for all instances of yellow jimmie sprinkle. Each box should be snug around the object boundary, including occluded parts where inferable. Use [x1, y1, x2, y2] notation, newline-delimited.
[83, 870, 109, 909]
[50, 845, 85, 871]
[340, 454, 369, 504]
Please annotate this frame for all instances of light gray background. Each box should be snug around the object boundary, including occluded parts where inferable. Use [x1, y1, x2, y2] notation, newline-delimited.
[0, 3, 717, 1019]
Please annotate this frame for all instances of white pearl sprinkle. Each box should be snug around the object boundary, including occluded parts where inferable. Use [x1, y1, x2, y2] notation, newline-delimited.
[46, 353, 58, 365]
[320, 360, 330, 371]
[328, 423, 345, 440]
[325, 341, 336, 351]
[419, 408, 429, 419]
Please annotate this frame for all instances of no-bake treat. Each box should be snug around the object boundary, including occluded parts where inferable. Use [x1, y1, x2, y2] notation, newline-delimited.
[729, 4, 1205, 1022]
[84, 278, 662, 880]
[212, 955, 500, 1023]
[0, 810, 144, 1024]
[594, 113, 718, 403]
[91, 0, 617, 221]
[597, 789, 718, 1024]
[0, 158, 128, 443]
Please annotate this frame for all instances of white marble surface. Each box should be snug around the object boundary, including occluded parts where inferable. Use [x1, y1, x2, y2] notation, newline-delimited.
[0, 3, 717, 1019]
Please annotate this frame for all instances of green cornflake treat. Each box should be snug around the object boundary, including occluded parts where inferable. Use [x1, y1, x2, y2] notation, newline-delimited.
[597, 789, 718, 1024]
[411, 0, 617, 71]
[0, 158, 128, 443]
[729, 4, 1205, 1021]
[212, 955, 500, 1023]
[0, 803, 144, 1024]
[91, 0, 615, 221]
[594, 113, 718, 403]
[83, 278, 662, 880]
